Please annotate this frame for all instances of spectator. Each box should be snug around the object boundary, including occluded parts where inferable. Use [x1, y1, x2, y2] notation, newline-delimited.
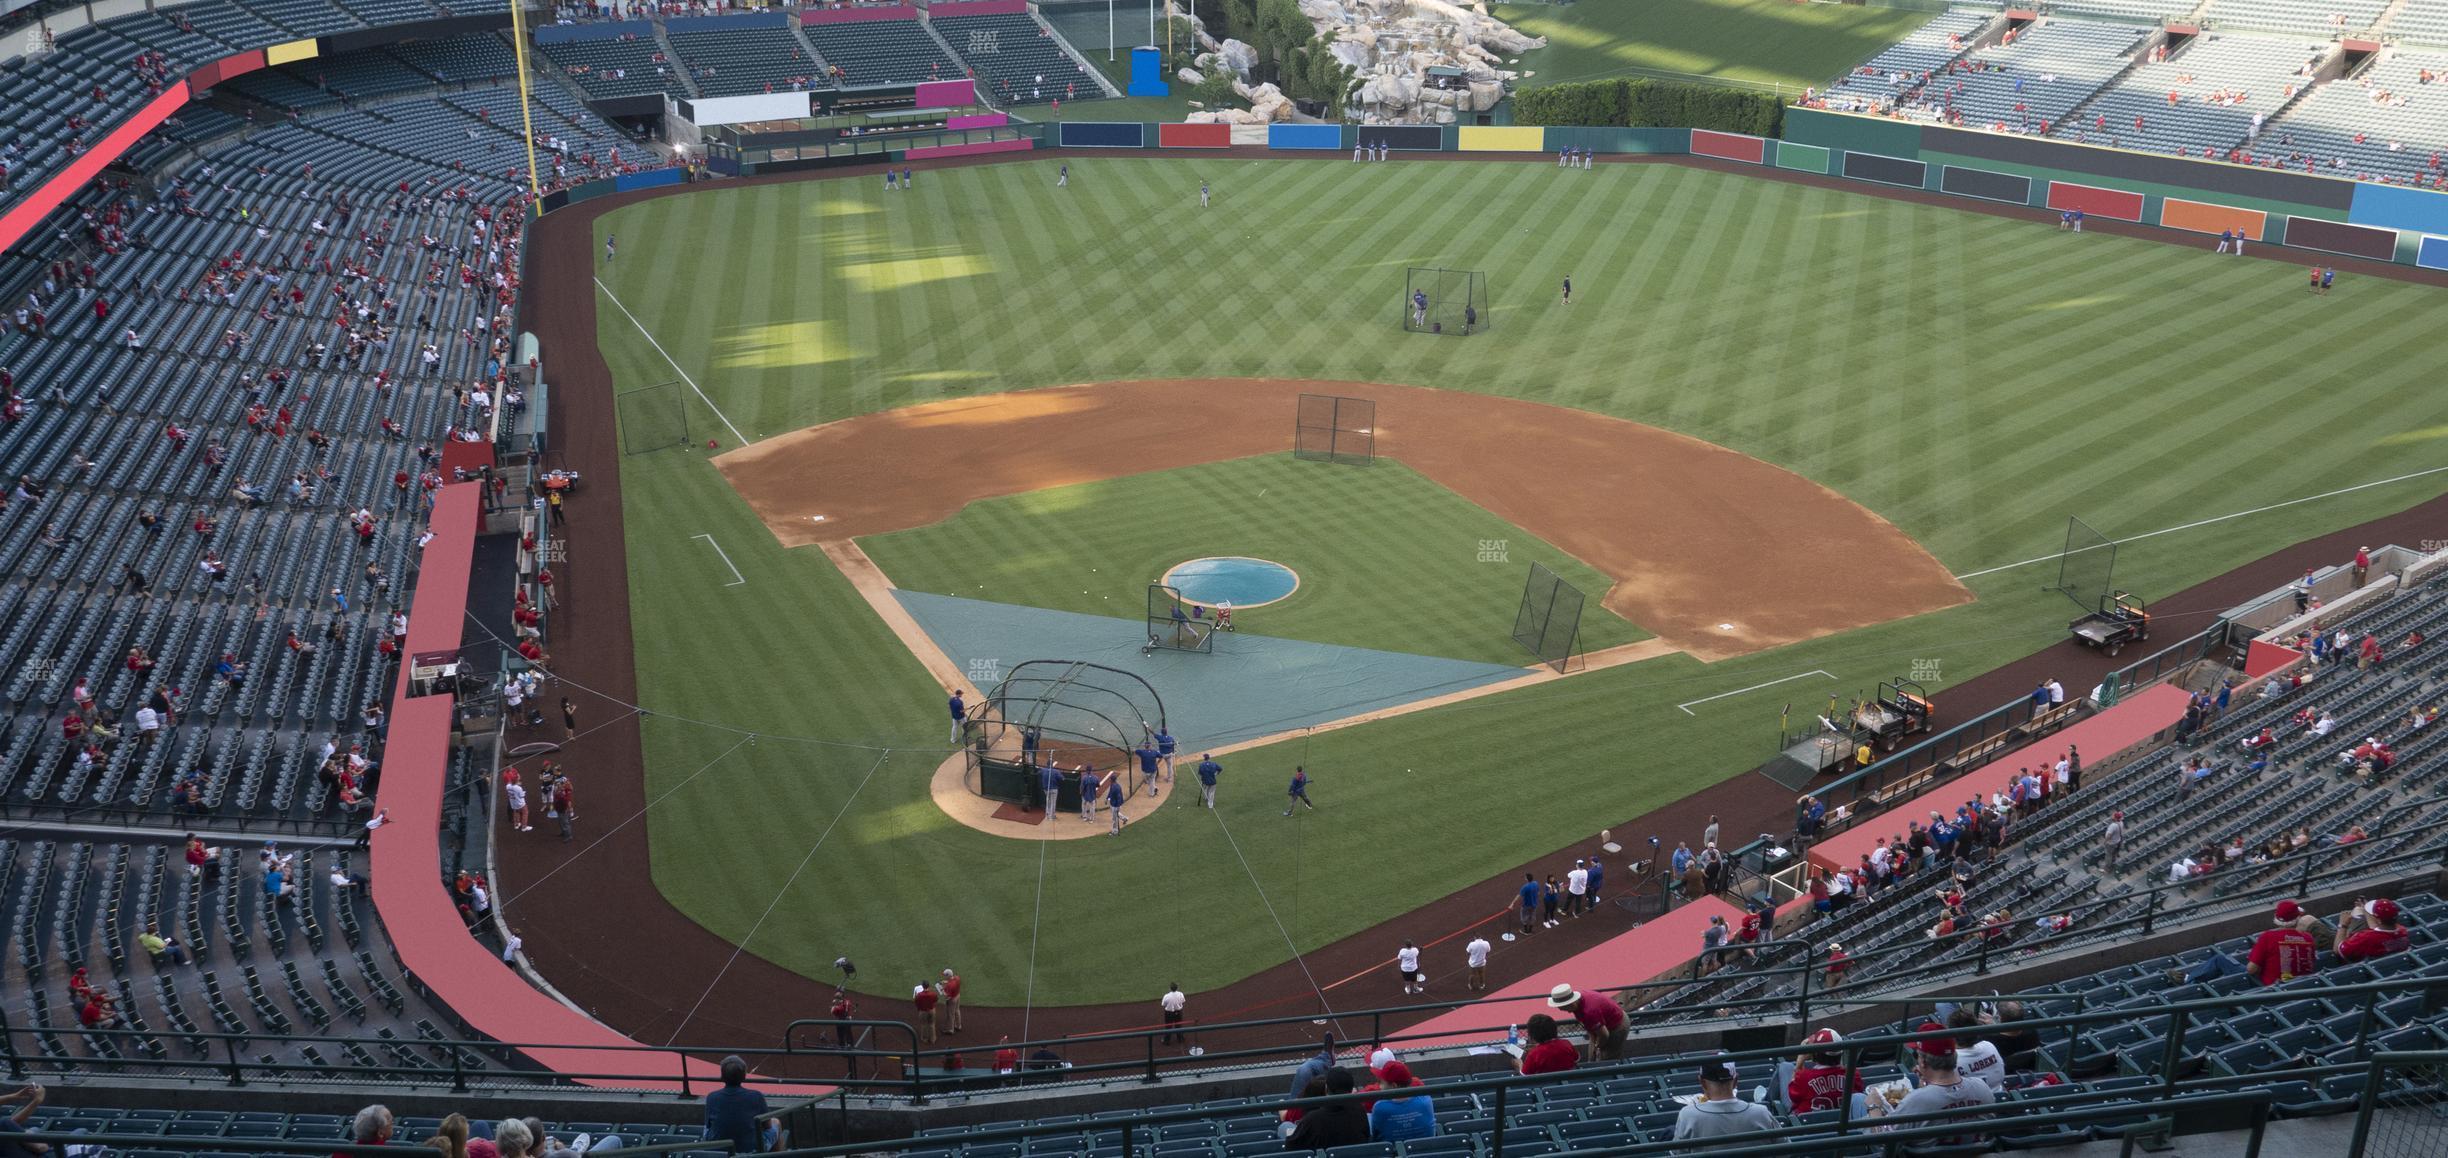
[1283, 1067, 1366, 1150]
[138, 925, 188, 965]
[0, 1083, 48, 1153]
[2336, 898, 2412, 962]
[1288, 1036, 1336, 1102]
[1673, 1057, 1777, 1142]
[494, 1119, 534, 1158]
[425, 1112, 470, 1158]
[1546, 983, 1627, 1062]
[702, 1055, 778, 1153]
[1365, 1061, 1435, 1142]
[912, 982, 939, 1042]
[352, 1105, 395, 1150]
[1981, 1001, 2041, 1062]
[1947, 1009, 2005, 1093]
[1788, 1028, 1862, 1113]
[1517, 1014, 1578, 1075]
[1867, 1031, 1993, 1141]
[2173, 900, 2323, 986]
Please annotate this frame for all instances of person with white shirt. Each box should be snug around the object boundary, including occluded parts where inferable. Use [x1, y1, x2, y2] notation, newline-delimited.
[1566, 860, 1590, 917]
[1395, 940, 1423, 995]
[2046, 679, 2065, 708]
[2311, 712, 2338, 736]
[1159, 983, 1188, 1044]
[1464, 936, 1492, 991]
[1946, 1009, 2005, 1094]
[501, 930, 523, 964]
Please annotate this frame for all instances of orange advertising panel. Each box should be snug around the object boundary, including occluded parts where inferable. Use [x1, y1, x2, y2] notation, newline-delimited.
[2159, 197, 2268, 241]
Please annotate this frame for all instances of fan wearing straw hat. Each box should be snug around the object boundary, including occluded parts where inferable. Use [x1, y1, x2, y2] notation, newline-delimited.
[1545, 983, 1627, 1062]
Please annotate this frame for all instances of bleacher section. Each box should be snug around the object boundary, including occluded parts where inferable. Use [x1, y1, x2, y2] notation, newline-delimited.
[802, 17, 963, 88]
[1819, 7, 1992, 113]
[391, 34, 524, 85]
[2050, 33, 2325, 154]
[2391, 0, 2448, 48]
[1896, 18, 2149, 132]
[664, 23, 829, 97]
[2258, 50, 2448, 184]
[934, 12, 1102, 106]
[2207, 0, 2390, 36]
[533, 24, 693, 100]
[2051, 0, 2203, 21]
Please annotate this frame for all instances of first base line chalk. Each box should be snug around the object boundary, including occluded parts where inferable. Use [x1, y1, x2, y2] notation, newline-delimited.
[1677, 669, 1836, 716]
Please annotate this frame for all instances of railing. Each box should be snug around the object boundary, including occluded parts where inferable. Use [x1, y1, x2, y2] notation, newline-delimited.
[5, 821, 2437, 1101]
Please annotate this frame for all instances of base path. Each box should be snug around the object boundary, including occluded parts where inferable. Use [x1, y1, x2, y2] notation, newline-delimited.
[716, 378, 1968, 660]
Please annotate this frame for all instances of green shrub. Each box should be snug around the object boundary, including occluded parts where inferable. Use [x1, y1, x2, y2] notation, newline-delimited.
[1509, 78, 1784, 136]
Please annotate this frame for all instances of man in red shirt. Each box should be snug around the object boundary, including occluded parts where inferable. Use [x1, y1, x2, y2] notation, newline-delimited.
[2338, 898, 2412, 962]
[1516, 1014, 1578, 1075]
[1788, 1028, 1863, 1114]
[912, 982, 939, 1042]
[938, 968, 963, 1034]
[1547, 983, 1626, 1061]
[2172, 900, 2321, 984]
[993, 1035, 1019, 1074]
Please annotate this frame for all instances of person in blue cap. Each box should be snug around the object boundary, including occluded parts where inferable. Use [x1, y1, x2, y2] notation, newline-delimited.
[1284, 765, 1314, 816]
[1196, 754, 1221, 808]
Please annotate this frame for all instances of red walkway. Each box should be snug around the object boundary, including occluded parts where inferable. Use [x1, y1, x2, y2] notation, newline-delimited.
[1806, 682, 2191, 873]
[1395, 897, 1749, 1051]
[370, 483, 829, 1093]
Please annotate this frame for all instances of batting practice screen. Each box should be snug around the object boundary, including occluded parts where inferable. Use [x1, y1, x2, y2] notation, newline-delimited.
[1294, 394, 1376, 466]
[2053, 515, 2117, 611]
[1403, 267, 1488, 336]
[1144, 584, 1216, 653]
[615, 381, 689, 455]
[1512, 562, 1586, 673]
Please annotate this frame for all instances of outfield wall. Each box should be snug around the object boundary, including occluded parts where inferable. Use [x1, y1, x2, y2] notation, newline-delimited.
[1781, 106, 2448, 265]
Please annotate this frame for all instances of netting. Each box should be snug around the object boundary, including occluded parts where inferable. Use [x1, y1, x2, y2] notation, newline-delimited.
[2361, 1054, 2448, 1157]
[1294, 393, 1375, 466]
[2053, 516, 2117, 611]
[1403, 266, 1488, 336]
[1143, 584, 1216, 653]
[1511, 562, 1585, 673]
[972, 660, 1167, 801]
[616, 381, 689, 455]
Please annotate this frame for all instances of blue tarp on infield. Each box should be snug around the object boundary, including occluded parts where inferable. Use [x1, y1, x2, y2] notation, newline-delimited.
[893, 591, 1532, 749]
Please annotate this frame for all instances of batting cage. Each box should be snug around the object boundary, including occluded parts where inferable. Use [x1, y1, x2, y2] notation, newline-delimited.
[2050, 516, 2117, 611]
[1294, 393, 1376, 466]
[615, 381, 689, 455]
[1511, 562, 1586, 673]
[968, 660, 1166, 808]
[1402, 266, 1488, 335]
[1143, 583, 1218, 653]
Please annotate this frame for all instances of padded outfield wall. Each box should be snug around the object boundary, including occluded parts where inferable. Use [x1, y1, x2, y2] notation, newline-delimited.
[1782, 106, 2448, 265]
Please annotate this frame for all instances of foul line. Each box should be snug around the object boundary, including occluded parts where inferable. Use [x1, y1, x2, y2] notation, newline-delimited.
[1020, 836, 1048, 1042]
[694, 533, 746, 586]
[593, 276, 750, 448]
[515, 732, 752, 896]
[1953, 464, 2448, 582]
[664, 749, 891, 1045]
[1209, 806, 1344, 1035]
[1677, 669, 1835, 716]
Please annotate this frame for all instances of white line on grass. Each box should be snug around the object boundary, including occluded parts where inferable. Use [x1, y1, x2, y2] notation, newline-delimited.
[1019, 836, 1048, 1042]
[1953, 464, 2448, 582]
[1209, 807, 1344, 1033]
[663, 749, 892, 1046]
[594, 276, 750, 448]
[515, 732, 750, 896]
[1676, 670, 1836, 716]
[694, 533, 746, 586]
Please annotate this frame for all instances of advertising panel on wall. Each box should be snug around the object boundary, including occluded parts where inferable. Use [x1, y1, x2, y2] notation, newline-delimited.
[1457, 125, 1547, 152]
[680, 91, 816, 127]
[1060, 121, 1147, 148]
[1689, 129, 1766, 164]
[1783, 106, 1923, 162]
[1938, 164, 2032, 204]
[2419, 235, 2448, 271]
[1157, 122, 1232, 148]
[1365, 124, 1444, 151]
[1841, 151, 1927, 188]
[914, 79, 978, 108]
[1268, 123, 1344, 150]
[2285, 216, 2399, 261]
[1774, 141, 1830, 174]
[2346, 182, 2448, 238]
[2158, 197, 2267, 240]
[2044, 180, 2145, 221]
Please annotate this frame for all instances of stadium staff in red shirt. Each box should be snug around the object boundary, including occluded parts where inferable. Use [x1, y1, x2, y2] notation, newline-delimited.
[1789, 1028, 1864, 1114]
[2337, 898, 2412, 962]
[938, 968, 963, 1034]
[1547, 983, 1627, 1061]
[2171, 900, 2323, 985]
[912, 982, 940, 1043]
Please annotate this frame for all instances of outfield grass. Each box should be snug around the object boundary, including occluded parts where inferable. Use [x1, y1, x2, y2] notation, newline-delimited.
[859, 455, 1647, 666]
[1492, 0, 1935, 93]
[593, 157, 2448, 1003]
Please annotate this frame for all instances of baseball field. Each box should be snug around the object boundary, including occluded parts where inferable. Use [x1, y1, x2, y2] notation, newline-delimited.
[505, 151, 2448, 1048]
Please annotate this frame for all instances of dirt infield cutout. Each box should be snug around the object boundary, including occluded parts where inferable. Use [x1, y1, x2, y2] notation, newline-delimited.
[716, 378, 1968, 662]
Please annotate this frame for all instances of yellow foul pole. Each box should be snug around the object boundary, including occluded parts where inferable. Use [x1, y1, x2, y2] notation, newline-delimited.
[508, 0, 546, 215]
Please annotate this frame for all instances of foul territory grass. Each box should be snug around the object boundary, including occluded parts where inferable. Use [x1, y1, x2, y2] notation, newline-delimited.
[859, 455, 1647, 667]
[1491, 0, 1935, 93]
[594, 157, 2448, 1005]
